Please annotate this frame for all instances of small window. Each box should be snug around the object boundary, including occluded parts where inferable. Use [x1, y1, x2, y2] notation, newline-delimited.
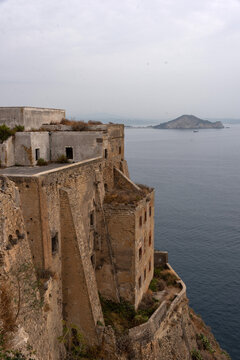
[139, 216, 142, 227]
[66, 147, 73, 160]
[149, 233, 152, 246]
[90, 211, 94, 226]
[144, 211, 147, 223]
[104, 149, 108, 159]
[52, 233, 59, 255]
[149, 206, 152, 217]
[35, 148, 40, 161]
[149, 258, 152, 272]
[104, 183, 108, 191]
[139, 247, 142, 261]
[144, 268, 146, 281]
[119, 146, 121, 155]
[138, 276, 142, 289]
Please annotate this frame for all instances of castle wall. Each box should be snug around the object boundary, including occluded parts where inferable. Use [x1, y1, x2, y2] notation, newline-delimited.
[8, 158, 107, 347]
[0, 107, 65, 131]
[0, 177, 65, 360]
[50, 131, 103, 162]
[102, 205, 136, 303]
[0, 108, 24, 129]
[135, 192, 154, 308]
[15, 132, 50, 165]
[60, 189, 104, 345]
[23, 108, 65, 130]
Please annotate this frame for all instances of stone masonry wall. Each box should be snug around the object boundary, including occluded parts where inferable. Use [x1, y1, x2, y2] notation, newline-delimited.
[0, 176, 64, 360]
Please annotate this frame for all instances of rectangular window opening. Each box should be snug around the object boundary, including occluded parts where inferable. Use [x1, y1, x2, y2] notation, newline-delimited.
[149, 233, 152, 246]
[149, 206, 152, 217]
[51, 232, 59, 255]
[66, 147, 73, 160]
[90, 211, 94, 227]
[148, 258, 152, 272]
[139, 247, 142, 261]
[144, 268, 146, 281]
[139, 216, 142, 227]
[104, 149, 108, 159]
[119, 146, 121, 155]
[35, 148, 40, 161]
[144, 211, 147, 223]
[138, 276, 142, 289]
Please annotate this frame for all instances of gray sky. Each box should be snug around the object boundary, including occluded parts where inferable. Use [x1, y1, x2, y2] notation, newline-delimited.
[0, 0, 240, 120]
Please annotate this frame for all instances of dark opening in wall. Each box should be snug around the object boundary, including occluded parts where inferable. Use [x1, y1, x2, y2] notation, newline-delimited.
[35, 148, 40, 161]
[138, 276, 142, 289]
[104, 149, 108, 159]
[90, 211, 94, 227]
[104, 183, 108, 191]
[51, 233, 59, 255]
[144, 268, 146, 281]
[149, 258, 152, 272]
[119, 146, 121, 155]
[149, 233, 152, 246]
[144, 211, 147, 223]
[139, 247, 142, 260]
[139, 216, 142, 227]
[66, 147, 73, 160]
[91, 254, 96, 268]
[149, 206, 152, 217]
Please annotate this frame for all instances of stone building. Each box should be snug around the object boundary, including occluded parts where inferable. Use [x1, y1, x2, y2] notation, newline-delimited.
[0, 107, 154, 359]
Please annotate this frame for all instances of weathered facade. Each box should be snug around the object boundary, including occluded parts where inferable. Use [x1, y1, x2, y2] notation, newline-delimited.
[0, 107, 155, 359]
[0, 107, 230, 360]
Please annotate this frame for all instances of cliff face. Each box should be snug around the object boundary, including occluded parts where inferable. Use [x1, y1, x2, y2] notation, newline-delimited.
[154, 115, 224, 129]
[99, 263, 230, 360]
[101, 300, 230, 360]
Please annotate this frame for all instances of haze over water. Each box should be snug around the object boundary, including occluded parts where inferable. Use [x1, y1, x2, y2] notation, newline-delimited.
[125, 125, 240, 360]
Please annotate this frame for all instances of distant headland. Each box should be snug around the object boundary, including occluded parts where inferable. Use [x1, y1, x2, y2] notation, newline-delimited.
[153, 115, 224, 129]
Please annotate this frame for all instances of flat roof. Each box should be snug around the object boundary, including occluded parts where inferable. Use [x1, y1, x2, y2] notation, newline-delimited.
[0, 157, 101, 177]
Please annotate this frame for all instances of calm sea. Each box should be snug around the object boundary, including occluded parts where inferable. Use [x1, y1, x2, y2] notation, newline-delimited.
[125, 126, 240, 360]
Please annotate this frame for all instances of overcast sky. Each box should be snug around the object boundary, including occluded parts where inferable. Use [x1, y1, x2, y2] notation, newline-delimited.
[0, 0, 240, 120]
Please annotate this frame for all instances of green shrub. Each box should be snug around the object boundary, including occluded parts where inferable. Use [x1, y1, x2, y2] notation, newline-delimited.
[0, 125, 13, 142]
[154, 267, 163, 277]
[191, 349, 203, 360]
[13, 125, 24, 132]
[56, 154, 69, 163]
[37, 158, 47, 166]
[198, 333, 214, 353]
[133, 314, 148, 326]
[149, 278, 158, 292]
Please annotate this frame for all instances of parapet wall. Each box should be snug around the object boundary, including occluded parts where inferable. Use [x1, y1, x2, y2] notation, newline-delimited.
[0, 107, 65, 130]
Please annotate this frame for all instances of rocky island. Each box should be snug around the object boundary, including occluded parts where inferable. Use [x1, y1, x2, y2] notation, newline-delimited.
[153, 115, 224, 129]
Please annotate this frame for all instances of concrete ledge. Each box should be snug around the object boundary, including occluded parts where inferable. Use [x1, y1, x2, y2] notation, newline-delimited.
[0, 156, 102, 177]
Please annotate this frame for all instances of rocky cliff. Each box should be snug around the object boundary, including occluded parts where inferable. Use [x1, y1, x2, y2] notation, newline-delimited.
[154, 115, 224, 129]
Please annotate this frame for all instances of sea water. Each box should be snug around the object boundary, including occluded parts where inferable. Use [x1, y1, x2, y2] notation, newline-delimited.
[125, 126, 240, 360]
